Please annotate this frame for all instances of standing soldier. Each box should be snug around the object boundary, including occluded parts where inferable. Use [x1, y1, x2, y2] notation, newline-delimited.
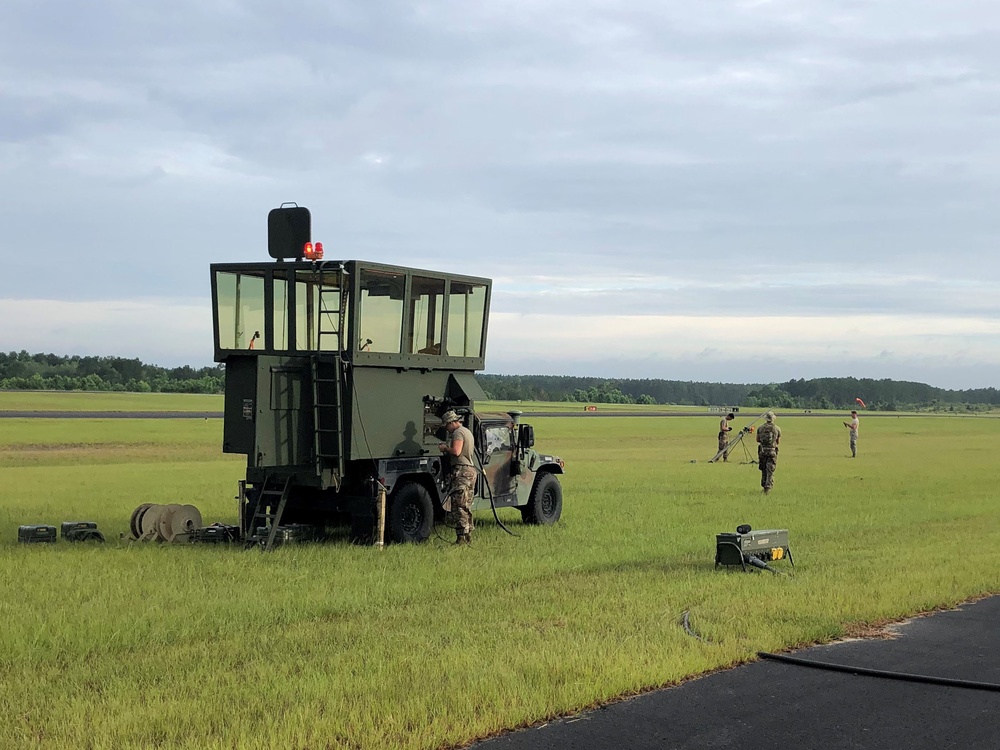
[718, 413, 735, 462]
[755, 411, 781, 494]
[438, 410, 477, 545]
[843, 410, 860, 458]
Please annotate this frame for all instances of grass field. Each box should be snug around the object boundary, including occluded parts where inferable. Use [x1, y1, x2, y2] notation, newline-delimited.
[2, 395, 999, 749]
[0, 390, 224, 412]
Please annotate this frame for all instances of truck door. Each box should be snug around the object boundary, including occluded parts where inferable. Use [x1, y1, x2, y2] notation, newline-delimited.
[481, 423, 516, 502]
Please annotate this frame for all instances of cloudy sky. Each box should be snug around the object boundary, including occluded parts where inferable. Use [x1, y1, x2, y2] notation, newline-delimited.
[2, 0, 999, 389]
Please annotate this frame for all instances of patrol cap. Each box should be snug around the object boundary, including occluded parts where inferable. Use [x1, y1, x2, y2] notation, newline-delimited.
[441, 410, 461, 424]
[765, 411, 775, 422]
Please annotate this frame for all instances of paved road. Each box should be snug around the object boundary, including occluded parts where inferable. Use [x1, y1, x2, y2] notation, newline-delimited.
[0, 410, 939, 419]
[0, 411, 222, 419]
[474, 596, 1000, 749]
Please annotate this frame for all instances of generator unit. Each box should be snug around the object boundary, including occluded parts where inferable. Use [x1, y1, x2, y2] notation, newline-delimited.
[211, 205, 565, 548]
[716, 525, 793, 572]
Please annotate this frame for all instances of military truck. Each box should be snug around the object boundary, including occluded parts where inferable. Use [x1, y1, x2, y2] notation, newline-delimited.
[210, 205, 564, 546]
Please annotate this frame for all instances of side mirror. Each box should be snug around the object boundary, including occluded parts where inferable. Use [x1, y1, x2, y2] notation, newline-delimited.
[518, 424, 534, 449]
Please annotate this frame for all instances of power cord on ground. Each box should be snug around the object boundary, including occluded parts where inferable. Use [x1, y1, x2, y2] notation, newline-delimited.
[758, 652, 1000, 692]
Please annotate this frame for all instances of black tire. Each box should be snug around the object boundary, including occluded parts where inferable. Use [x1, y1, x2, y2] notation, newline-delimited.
[388, 482, 434, 543]
[521, 473, 563, 525]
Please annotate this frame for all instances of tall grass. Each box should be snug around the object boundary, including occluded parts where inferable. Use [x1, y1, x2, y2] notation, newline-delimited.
[1, 410, 999, 749]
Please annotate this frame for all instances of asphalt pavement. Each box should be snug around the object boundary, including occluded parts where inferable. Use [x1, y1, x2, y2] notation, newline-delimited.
[474, 596, 1000, 750]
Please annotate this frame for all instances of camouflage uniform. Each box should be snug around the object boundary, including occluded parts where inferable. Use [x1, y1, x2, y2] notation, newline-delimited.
[846, 414, 859, 458]
[446, 465, 478, 538]
[718, 430, 729, 461]
[718, 415, 734, 461]
[756, 415, 781, 492]
[440, 414, 477, 542]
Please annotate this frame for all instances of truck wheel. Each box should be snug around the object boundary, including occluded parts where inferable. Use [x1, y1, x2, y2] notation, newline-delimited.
[521, 473, 562, 525]
[388, 482, 434, 543]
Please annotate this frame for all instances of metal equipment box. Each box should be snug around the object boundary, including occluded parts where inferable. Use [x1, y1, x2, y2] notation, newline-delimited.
[716, 528, 792, 569]
[18, 525, 58, 544]
[194, 524, 241, 543]
[254, 524, 318, 548]
[60, 521, 104, 542]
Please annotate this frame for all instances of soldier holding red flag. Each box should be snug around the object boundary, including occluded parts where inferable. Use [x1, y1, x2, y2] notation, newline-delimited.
[844, 410, 860, 457]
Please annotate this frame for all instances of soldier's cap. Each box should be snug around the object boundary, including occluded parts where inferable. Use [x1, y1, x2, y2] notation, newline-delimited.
[441, 410, 461, 424]
[764, 411, 775, 421]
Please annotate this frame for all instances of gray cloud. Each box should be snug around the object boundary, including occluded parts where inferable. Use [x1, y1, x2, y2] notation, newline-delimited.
[1, 0, 998, 388]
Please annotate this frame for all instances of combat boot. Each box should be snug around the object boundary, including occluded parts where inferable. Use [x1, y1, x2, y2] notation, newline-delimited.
[456, 532, 471, 545]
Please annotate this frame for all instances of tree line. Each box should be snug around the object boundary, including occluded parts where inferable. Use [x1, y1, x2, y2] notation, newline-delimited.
[2, 351, 996, 411]
[477, 374, 1000, 412]
[0, 351, 223, 394]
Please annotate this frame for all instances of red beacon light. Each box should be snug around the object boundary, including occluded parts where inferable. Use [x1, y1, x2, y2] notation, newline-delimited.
[303, 241, 324, 260]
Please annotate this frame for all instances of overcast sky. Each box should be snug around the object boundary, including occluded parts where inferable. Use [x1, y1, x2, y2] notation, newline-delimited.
[2, 0, 999, 389]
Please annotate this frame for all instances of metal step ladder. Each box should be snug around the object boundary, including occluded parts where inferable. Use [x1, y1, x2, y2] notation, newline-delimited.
[311, 273, 348, 488]
[245, 474, 292, 550]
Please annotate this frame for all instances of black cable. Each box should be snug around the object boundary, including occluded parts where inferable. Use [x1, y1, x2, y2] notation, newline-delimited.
[474, 448, 518, 538]
[430, 470, 458, 546]
[681, 610, 707, 642]
[743, 555, 784, 575]
[758, 652, 1000, 692]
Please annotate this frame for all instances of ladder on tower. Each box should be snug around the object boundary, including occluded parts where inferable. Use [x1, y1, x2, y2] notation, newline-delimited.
[245, 474, 292, 551]
[311, 272, 348, 488]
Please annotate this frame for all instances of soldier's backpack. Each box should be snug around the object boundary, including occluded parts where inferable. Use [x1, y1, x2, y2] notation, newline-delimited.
[758, 423, 777, 455]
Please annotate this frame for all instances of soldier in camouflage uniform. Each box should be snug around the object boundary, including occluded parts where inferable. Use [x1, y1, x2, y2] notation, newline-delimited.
[718, 412, 735, 462]
[438, 410, 477, 545]
[755, 411, 781, 494]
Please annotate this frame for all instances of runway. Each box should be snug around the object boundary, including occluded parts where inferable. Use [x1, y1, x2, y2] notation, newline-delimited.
[474, 596, 1000, 749]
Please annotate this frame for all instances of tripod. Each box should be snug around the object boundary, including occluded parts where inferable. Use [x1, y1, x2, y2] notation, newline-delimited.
[709, 427, 756, 464]
[708, 410, 769, 464]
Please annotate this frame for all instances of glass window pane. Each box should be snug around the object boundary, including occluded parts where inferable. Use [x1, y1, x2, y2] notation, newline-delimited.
[273, 273, 289, 351]
[358, 269, 404, 354]
[447, 282, 487, 358]
[294, 271, 343, 352]
[215, 271, 265, 350]
[294, 279, 315, 351]
[408, 276, 445, 355]
[485, 426, 513, 455]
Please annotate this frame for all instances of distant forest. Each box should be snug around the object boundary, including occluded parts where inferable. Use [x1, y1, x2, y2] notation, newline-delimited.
[1, 351, 997, 412]
[0, 351, 223, 394]
[477, 374, 1000, 412]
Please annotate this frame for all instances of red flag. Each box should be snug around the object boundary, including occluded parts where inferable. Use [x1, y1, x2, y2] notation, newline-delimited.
[855, 397, 866, 409]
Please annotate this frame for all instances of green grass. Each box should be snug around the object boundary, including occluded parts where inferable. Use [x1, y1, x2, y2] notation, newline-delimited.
[481, 400, 711, 413]
[0, 391, 223, 412]
[2, 409, 999, 749]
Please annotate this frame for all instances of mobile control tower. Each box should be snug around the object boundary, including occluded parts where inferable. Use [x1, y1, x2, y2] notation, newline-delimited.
[210, 205, 565, 545]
